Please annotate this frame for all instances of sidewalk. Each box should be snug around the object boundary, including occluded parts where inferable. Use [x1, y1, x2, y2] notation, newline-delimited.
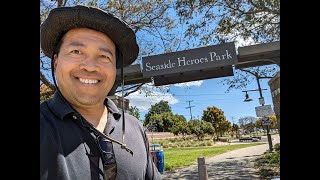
[161, 134, 280, 180]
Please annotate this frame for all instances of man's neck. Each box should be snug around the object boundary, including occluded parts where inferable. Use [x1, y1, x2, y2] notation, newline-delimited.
[74, 104, 108, 133]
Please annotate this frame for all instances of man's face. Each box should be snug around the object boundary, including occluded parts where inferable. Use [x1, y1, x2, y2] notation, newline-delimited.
[54, 28, 117, 107]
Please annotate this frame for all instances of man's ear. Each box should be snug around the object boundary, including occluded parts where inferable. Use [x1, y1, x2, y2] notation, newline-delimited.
[53, 54, 58, 73]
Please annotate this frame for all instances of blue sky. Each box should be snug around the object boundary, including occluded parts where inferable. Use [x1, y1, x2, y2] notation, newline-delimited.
[125, 6, 277, 124]
[126, 71, 274, 125]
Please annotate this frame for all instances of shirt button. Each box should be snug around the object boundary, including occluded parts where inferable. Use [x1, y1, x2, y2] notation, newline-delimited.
[72, 115, 77, 120]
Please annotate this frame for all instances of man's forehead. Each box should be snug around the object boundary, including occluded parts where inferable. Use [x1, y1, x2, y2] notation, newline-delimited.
[64, 28, 115, 44]
[62, 28, 116, 52]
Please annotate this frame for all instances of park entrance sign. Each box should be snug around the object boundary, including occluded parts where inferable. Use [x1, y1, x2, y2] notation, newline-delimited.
[142, 42, 238, 78]
[111, 41, 279, 92]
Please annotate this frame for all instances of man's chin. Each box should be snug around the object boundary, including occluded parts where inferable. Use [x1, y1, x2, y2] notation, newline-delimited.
[73, 95, 101, 106]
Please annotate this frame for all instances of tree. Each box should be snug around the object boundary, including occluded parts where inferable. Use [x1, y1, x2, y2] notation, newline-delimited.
[175, 0, 279, 48]
[219, 120, 232, 137]
[221, 65, 279, 92]
[231, 123, 239, 137]
[149, 112, 175, 132]
[144, 100, 172, 126]
[175, 0, 280, 92]
[170, 114, 190, 138]
[188, 119, 214, 141]
[129, 106, 140, 120]
[238, 116, 257, 134]
[256, 114, 277, 129]
[40, 84, 54, 103]
[202, 106, 227, 140]
[40, 0, 182, 100]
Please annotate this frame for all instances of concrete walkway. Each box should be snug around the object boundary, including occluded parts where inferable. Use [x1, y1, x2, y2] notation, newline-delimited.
[161, 134, 280, 180]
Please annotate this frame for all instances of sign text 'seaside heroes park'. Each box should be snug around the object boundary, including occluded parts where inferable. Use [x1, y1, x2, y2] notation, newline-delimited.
[142, 42, 238, 77]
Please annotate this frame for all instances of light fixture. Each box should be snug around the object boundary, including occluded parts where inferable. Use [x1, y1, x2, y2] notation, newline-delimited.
[244, 92, 252, 102]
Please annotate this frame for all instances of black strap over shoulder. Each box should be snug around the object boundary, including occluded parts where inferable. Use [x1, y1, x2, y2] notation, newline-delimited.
[144, 129, 155, 180]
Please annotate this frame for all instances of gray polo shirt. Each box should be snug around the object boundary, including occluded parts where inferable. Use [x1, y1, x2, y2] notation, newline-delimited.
[40, 92, 161, 180]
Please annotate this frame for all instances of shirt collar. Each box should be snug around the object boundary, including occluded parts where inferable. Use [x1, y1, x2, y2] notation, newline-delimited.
[47, 92, 122, 121]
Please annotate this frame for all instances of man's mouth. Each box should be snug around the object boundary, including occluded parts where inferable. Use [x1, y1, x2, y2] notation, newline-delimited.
[78, 78, 100, 84]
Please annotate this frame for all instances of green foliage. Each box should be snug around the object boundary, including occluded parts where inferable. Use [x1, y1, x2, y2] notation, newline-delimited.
[129, 106, 140, 120]
[219, 120, 232, 136]
[149, 112, 171, 132]
[188, 119, 214, 140]
[202, 106, 230, 139]
[176, 0, 281, 92]
[256, 114, 278, 129]
[170, 115, 190, 137]
[220, 65, 280, 92]
[255, 144, 280, 179]
[40, 84, 54, 103]
[263, 151, 280, 165]
[144, 100, 172, 126]
[175, 0, 280, 46]
[231, 123, 239, 137]
[273, 143, 280, 152]
[269, 114, 278, 129]
[259, 168, 276, 179]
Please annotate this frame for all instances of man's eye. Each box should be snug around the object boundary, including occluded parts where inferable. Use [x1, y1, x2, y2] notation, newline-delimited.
[100, 55, 111, 61]
[71, 50, 81, 54]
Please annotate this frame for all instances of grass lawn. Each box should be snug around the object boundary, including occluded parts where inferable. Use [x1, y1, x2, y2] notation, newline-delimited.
[164, 143, 266, 171]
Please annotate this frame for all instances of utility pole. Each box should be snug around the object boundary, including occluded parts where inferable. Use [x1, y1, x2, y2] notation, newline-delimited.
[256, 77, 273, 153]
[186, 100, 195, 120]
[242, 75, 273, 152]
[231, 116, 235, 124]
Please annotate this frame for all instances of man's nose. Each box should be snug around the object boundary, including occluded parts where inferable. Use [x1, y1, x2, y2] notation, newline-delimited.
[79, 57, 99, 72]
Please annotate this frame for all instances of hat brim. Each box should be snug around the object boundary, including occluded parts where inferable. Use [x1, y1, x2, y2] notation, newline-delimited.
[40, 5, 139, 68]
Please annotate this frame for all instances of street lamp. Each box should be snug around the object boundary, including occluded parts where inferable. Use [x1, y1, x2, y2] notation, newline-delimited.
[242, 89, 268, 104]
[242, 77, 273, 152]
[243, 92, 252, 102]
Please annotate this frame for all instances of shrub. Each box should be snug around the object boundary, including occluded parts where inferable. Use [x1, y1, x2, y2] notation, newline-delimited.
[219, 138, 230, 142]
[260, 168, 275, 178]
[206, 141, 213, 146]
[274, 143, 280, 152]
[162, 144, 169, 148]
[264, 151, 280, 165]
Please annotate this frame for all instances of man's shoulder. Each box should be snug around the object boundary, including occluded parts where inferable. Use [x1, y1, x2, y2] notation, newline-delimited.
[40, 100, 60, 129]
[124, 113, 145, 130]
[124, 113, 141, 123]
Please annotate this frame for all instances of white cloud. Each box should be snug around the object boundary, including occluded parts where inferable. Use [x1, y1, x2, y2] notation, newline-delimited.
[234, 36, 256, 49]
[174, 80, 204, 87]
[125, 90, 178, 112]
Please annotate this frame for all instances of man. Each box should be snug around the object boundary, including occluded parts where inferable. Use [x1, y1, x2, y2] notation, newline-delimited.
[40, 5, 161, 180]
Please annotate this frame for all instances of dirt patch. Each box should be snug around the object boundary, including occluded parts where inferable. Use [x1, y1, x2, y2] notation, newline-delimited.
[146, 132, 190, 140]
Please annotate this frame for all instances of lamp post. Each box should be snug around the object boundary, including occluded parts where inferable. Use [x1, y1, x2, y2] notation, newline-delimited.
[243, 77, 273, 152]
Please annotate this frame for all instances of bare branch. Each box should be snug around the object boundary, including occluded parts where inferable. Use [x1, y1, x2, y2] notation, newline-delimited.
[114, 83, 145, 94]
[40, 91, 55, 98]
[259, 76, 274, 79]
[40, 71, 55, 91]
[57, 0, 63, 7]
[124, 83, 145, 97]
[249, 0, 280, 15]
[239, 68, 258, 77]
[63, 0, 68, 6]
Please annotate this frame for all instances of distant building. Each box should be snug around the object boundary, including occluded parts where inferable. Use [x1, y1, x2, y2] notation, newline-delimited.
[268, 72, 280, 134]
[107, 95, 129, 113]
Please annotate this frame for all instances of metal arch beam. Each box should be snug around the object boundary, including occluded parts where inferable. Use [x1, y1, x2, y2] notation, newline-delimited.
[110, 41, 280, 90]
[235, 41, 280, 69]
